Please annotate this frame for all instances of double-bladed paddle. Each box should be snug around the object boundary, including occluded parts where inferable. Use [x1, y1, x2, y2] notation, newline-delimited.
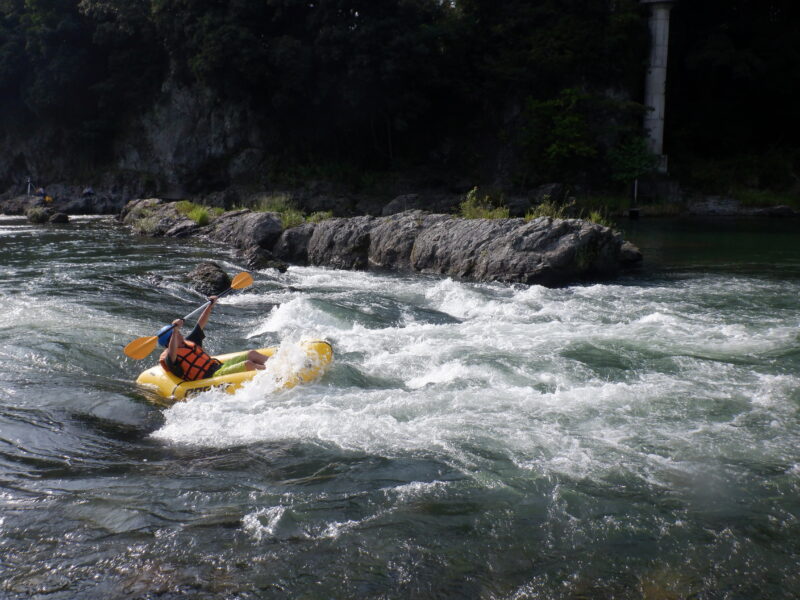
[123, 271, 254, 360]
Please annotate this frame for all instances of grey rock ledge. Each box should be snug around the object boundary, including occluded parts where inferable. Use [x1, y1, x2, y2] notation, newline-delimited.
[121, 200, 642, 287]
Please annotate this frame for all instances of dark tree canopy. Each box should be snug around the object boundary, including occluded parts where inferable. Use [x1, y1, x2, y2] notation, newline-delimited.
[0, 0, 797, 191]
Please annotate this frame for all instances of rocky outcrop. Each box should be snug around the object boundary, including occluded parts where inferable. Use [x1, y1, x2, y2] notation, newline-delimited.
[619, 241, 643, 264]
[307, 216, 376, 270]
[0, 191, 126, 216]
[301, 211, 639, 285]
[122, 198, 642, 286]
[23, 205, 70, 224]
[119, 198, 199, 237]
[204, 209, 283, 250]
[115, 81, 264, 194]
[238, 246, 288, 272]
[368, 211, 449, 270]
[411, 216, 632, 285]
[188, 262, 231, 295]
[25, 206, 51, 224]
[273, 222, 316, 265]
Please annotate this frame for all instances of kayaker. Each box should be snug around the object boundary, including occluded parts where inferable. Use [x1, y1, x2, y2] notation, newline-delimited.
[157, 296, 269, 381]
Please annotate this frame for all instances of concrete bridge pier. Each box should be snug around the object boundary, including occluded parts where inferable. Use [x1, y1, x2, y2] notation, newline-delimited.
[641, 0, 676, 174]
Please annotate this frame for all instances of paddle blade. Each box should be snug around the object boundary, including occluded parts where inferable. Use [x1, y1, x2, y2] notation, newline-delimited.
[124, 336, 158, 360]
[230, 271, 254, 290]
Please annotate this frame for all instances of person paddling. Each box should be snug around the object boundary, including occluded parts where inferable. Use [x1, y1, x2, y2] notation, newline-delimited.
[158, 295, 269, 381]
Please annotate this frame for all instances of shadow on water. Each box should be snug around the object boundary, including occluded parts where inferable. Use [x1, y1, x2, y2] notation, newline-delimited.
[624, 216, 800, 278]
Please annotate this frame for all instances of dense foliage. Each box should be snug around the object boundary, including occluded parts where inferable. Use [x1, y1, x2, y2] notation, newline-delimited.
[0, 0, 797, 191]
[667, 0, 800, 192]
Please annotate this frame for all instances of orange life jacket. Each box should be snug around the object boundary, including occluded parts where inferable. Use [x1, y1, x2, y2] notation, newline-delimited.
[159, 340, 221, 381]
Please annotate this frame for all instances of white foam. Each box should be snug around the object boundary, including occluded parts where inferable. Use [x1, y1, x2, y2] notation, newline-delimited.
[407, 361, 473, 389]
[242, 506, 285, 541]
[388, 480, 450, 502]
[152, 267, 800, 485]
[247, 298, 348, 338]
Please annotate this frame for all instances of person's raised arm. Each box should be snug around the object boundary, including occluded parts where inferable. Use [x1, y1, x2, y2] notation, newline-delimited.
[197, 296, 218, 330]
[167, 318, 184, 361]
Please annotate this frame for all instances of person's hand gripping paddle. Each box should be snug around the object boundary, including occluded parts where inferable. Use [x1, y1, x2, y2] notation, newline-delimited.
[123, 272, 254, 360]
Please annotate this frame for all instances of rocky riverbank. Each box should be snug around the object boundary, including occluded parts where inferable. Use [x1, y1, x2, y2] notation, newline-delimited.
[0, 188, 127, 216]
[119, 198, 642, 287]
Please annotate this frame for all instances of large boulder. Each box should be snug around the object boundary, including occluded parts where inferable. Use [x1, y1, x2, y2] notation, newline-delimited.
[273, 222, 317, 265]
[619, 241, 643, 265]
[238, 245, 288, 272]
[25, 206, 52, 224]
[119, 198, 198, 237]
[116, 198, 641, 287]
[188, 262, 231, 296]
[410, 216, 629, 286]
[307, 216, 376, 270]
[275, 211, 640, 286]
[369, 210, 449, 270]
[204, 209, 283, 250]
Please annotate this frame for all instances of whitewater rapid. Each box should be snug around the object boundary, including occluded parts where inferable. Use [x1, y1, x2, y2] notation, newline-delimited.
[3, 216, 800, 598]
[152, 266, 800, 491]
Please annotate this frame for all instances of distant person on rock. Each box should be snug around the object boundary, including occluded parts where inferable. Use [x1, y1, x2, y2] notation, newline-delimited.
[157, 295, 269, 381]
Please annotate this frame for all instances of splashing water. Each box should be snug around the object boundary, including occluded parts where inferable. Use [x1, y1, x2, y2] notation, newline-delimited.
[1, 216, 799, 599]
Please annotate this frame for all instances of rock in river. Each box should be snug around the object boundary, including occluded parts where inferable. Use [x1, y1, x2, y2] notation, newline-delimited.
[188, 262, 231, 296]
[305, 210, 641, 286]
[121, 199, 642, 287]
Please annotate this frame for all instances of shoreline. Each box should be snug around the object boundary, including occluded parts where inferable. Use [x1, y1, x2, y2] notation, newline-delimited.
[1, 184, 798, 221]
[1, 188, 796, 289]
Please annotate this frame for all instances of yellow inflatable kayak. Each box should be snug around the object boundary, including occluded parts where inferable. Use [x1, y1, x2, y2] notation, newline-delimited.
[135, 340, 333, 402]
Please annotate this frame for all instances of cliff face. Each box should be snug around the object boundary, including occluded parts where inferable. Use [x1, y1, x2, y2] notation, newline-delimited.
[0, 118, 75, 192]
[113, 80, 266, 196]
[0, 79, 266, 199]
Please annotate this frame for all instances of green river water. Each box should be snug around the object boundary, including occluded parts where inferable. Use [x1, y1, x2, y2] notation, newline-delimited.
[0, 214, 798, 599]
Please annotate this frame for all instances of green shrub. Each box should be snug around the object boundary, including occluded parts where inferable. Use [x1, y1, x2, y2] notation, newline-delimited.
[252, 193, 294, 213]
[525, 199, 617, 229]
[280, 207, 306, 229]
[134, 215, 160, 235]
[525, 200, 573, 221]
[187, 206, 210, 226]
[586, 209, 615, 229]
[459, 187, 509, 219]
[307, 210, 333, 223]
[609, 137, 658, 184]
[250, 193, 310, 228]
[174, 200, 193, 214]
[175, 200, 220, 226]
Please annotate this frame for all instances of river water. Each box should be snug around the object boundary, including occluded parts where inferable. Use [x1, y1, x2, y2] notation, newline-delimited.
[1, 215, 798, 599]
